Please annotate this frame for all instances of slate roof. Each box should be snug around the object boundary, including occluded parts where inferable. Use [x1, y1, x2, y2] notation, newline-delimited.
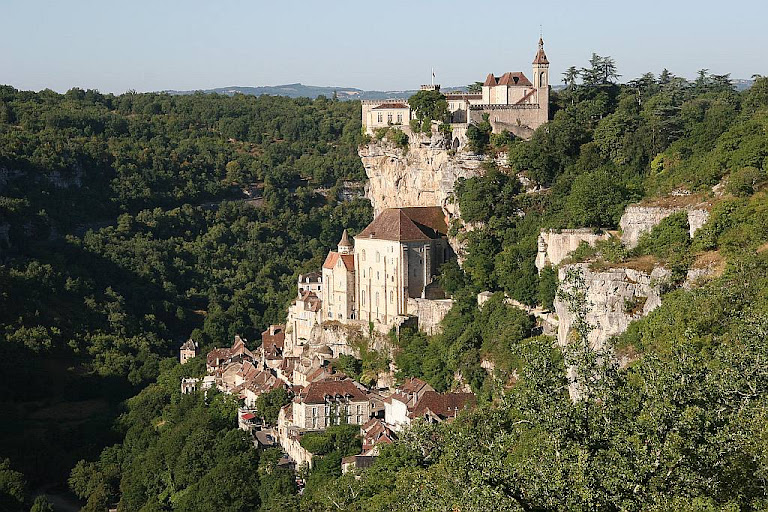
[356, 207, 448, 242]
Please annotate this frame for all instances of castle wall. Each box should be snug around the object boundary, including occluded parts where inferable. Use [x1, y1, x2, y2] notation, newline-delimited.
[406, 298, 454, 335]
[469, 104, 547, 135]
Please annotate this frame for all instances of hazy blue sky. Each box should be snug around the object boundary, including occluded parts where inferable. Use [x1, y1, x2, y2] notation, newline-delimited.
[2, 0, 765, 93]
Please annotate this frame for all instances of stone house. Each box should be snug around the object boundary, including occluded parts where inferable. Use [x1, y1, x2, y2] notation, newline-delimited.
[341, 455, 376, 474]
[322, 230, 356, 323]
[179, 339, 197, 364]
[291, 377, 371, 430]
[361, 418, 396, 455]
[277, 405, 315, 468]
[260, 324, 285, 369]
[408, 391, 476, 425]
[206, 335, 255, 373]
[384, 377, 435, 430]
[285, 289, 322, 355]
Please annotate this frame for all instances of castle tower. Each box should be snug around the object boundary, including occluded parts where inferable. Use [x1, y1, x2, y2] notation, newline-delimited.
[338, 229, 353, 255]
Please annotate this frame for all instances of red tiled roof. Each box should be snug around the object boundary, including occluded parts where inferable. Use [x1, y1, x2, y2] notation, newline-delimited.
[298, 379, 368, 404]
[323, 252, 355, 271]
[372, 103, 409, 110]
[514, 88, 538, 105]
[356, 207, 447, 242]
[445, 93, 482, 99]
[409, 391, 475, 420]
[399, 377, 432, 395]
[261, 325, 285, 351]
[483, 72, 532, 87]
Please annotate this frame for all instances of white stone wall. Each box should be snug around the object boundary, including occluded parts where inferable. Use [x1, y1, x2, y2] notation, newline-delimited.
[355, 237, 406, 327]
[406, 298, 454, 335]
[322, 262, 355, 323]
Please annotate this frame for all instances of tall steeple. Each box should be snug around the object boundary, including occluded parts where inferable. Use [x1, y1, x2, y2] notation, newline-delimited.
[533, 37, 549, 88]
[338, 229, 353, 254]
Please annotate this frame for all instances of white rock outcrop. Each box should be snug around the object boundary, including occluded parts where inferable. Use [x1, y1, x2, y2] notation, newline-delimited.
[359, 137, 484, 217]
[555, 263, 669, 350]
[619, 205, 710, 249]
[535, 229, 611, 271]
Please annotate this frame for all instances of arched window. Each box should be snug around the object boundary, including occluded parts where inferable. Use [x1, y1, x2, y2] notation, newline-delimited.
[390, 291, 394, 304]
[361, 290, 366, 306]
[540, 71, 546, 86]
[361, 250, 366, 261]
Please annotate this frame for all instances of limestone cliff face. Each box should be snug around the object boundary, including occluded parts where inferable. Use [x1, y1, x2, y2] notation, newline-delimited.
[555, 263, 669, 350]
[619, 204, 710, 249]
[359, 136, 484, 217]
[535, 229, 611, 271]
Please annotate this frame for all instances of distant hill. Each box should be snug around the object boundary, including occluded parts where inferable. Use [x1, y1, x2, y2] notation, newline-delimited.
[164, 83, 470, 100]
[165, 79, 754, 100]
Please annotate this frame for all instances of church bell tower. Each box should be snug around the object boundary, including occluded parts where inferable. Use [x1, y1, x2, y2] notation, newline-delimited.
[532, 37, 549, 88]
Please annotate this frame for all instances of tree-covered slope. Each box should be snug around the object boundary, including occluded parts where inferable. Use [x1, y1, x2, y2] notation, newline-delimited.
[0, 87, 372, 505]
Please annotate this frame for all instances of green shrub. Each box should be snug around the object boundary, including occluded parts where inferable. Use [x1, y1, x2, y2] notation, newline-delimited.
[726, 166, 764, 197]
[387, 128, 409, 149]
[467, 114, 491, 154]
[634, 210, 691, 259]
[537, 266, 558, 310]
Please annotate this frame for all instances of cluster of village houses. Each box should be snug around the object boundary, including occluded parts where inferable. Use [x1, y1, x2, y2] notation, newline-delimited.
[179, 206, 476, 473]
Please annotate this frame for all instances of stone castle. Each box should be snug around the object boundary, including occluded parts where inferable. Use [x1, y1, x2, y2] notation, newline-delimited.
[362, 38, 550, 141]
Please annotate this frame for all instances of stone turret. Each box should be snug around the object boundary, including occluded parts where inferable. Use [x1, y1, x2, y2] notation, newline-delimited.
[338, 229, 353, 255]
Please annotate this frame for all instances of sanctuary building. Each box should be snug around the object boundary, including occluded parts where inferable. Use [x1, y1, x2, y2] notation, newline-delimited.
[362, 38, 550, 139]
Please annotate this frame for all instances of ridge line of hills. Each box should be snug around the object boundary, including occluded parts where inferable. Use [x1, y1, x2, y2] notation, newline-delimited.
[164, 79, 755, 99]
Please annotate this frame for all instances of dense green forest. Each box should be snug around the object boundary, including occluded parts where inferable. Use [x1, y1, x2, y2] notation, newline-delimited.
[0, 88, 372, 508]
[2, 59, 768, 511]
